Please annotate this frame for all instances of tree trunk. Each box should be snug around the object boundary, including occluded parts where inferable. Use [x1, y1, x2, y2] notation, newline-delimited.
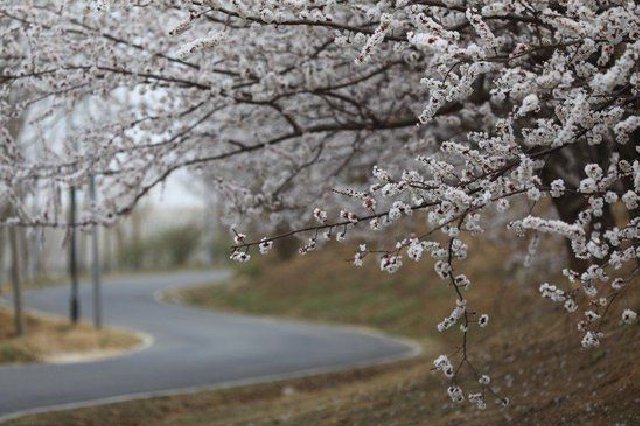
[541, 143, 616, 273]
[551, 194, 589, 272]
[10, 226, 25, 336]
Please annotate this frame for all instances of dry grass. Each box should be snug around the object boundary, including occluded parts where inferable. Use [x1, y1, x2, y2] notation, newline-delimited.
[0, 308, 142, 364]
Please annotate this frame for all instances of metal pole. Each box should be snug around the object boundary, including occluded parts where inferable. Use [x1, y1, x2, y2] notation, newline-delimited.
[69, 185, 80, 324]
[9, 226, 25, 336]
[205, 191, 217, 265]
[90, 175, 102, 329]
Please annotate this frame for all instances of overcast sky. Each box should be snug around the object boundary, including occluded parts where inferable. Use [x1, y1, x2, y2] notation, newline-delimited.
[149, 169, 206, 209]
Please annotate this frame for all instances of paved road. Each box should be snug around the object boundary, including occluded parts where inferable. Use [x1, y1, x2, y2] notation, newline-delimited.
[0, 271, 417, 420]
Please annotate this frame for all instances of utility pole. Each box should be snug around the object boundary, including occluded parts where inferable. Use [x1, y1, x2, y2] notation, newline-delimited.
[9, 226, 25, 336]
[103, 227, 112, 274]
[90, 175, 102, 329]
[69, 185, 80, 324]
[205, 191, 216, 265]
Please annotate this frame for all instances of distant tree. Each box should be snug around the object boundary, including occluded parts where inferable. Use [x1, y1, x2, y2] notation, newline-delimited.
[1, 0, 638, 408]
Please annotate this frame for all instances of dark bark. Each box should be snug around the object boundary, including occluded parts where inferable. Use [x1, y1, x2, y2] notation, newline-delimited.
[541, 143, 618, 273]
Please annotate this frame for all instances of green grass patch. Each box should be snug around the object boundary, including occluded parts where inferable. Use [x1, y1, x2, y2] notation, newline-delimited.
[174, 240, 507, 339]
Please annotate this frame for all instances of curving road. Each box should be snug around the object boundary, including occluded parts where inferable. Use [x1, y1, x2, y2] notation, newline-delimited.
[0, 271, 418, 421]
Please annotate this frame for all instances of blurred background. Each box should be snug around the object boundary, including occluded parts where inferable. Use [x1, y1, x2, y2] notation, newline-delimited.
[0, 173, 222, 289]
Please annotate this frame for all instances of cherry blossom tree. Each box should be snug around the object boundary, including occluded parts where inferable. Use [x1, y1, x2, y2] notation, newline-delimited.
[1, 0, 639, 409]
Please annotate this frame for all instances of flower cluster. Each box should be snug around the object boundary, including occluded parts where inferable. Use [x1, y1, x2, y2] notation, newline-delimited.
[437, 299, 467, 333]
[380, 254, 403, 273]
[433, 354, 455, 378]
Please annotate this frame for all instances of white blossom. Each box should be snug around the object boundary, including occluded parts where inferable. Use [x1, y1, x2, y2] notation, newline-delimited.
[258, 238, 273, 255]
[478, 314, 489, 328]
[621, 309, 637, 325]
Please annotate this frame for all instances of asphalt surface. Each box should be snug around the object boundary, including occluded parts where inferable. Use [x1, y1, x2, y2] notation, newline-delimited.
[0, 271, 417, 420]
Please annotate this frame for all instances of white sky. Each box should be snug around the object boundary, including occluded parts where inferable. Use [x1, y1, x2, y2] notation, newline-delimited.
[148, 169, 205, 209]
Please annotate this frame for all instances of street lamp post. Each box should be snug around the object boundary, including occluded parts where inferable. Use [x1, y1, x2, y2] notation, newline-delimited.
[90, 174, 102, 329]
[69, 185, 80, 324]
